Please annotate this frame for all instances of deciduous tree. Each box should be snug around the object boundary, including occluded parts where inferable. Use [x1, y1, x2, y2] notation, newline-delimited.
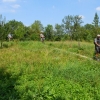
[0, 15, 6, 48]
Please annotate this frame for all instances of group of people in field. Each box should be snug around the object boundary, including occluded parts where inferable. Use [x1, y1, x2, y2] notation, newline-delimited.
[7, 32, 45, 42]
[39, 33, 100, 60]
[39, 33, 100, 59]
[7, 31, 100, 60]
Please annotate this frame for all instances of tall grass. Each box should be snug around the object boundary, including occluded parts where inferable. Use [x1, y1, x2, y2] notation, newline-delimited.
[0, 41, 100, 100]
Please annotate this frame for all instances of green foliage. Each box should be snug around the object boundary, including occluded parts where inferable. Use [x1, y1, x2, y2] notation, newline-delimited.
[30, 33, 39, 40]
[62, 15, 83, 40]
[29, 20, 43, 40]
[92, 12, 100, 27]
[30, 20, 44, 34]
[61, 34, 70, 41]
[1, 13, 100, 42]
[44, 24, 54, 40]
[0, 14, 6, 48]
[0, 41, 100, 99]
[86, 33, 93, 42]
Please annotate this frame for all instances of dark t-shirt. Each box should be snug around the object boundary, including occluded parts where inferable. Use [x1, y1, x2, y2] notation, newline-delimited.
[94, 38, 100, 46]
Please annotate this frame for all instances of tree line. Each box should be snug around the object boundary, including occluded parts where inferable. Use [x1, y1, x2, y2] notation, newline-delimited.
[0, 12, 100, 43]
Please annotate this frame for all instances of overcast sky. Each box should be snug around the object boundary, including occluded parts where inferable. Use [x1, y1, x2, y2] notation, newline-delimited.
[0, 0, 100, 27]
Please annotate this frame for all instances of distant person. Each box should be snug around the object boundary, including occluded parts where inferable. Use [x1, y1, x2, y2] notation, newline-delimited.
[94, 34, 100, 59]
[8, 33, 13, 41]
[40, 33, 45, 43]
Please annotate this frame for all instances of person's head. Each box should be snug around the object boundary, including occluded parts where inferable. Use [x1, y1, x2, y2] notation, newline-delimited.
[97, 34, 100, 38]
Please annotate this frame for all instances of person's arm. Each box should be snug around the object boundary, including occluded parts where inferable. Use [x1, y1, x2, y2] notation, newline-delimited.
[94, 38, 100, 46]
[95, 42, 100, 46]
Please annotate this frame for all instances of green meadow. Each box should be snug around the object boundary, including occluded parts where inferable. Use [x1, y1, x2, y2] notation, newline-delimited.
[0, 41, 100, 100]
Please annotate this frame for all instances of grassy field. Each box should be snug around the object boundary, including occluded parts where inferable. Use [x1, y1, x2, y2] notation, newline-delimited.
[0, 41, 100, 100]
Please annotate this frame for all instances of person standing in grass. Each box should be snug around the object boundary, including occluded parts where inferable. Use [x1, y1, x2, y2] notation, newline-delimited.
[40, 32, 45, 43]
[94, 34, 100, 59]
[8, 33, 13, 41]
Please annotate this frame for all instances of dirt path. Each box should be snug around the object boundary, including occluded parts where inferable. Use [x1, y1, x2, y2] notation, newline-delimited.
[51, 47, 93, 60]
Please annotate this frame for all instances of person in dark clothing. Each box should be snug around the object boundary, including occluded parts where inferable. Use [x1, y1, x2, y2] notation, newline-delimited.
[94, 34, 100, 59]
